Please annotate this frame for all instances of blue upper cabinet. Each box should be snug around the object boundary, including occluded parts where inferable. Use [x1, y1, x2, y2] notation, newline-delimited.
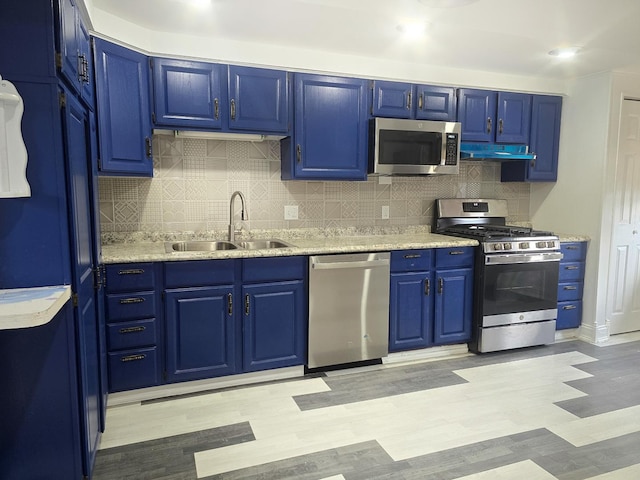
[372, 80, 456, 121]
[152, 58, 224, 129]
[94, 38, 153, 176]
[56, 0, 94, 108]
[501, 95, 562, 182]
[281, 74, 369, 180]
[372, 80, 413, 118]
[457, 89, 531, 143]
[228, 66, 289, 133]
[415, 85, 457, 121]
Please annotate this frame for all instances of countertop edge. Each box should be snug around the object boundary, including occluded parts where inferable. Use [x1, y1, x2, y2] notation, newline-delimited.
[0, 285, 71, 330]
[100, 235, 479, 264]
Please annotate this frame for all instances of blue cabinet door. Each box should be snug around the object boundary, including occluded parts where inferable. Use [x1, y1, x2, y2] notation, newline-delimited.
[372, 80, 414, 118]
[165, 286, 236, 382]
[501, 95, 562, 182]
[242, 280, 306, 372]
[228, 65, 289, 132]
[77, 23, 94, 108]
[282, 74, 368, 180]
[415, 85, 457, 121]
[496, 92, 531, 144]
[434, 268, 473, 344]
[152, 58, 224, 129]
[457, 89, 496, 142]
[57, 0, 79, 91]
[61, 88, 102, 476]
[93, 38, 153, 176]
[389, 272, 432, 351]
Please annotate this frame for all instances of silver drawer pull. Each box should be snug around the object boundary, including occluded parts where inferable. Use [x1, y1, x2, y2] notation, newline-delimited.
[563, 305, 577, 310]
[404, 254, 421, 259]
[563, 286, 578, 291]
[566, 246, 580, 250]
[448, 250, 465, 255]
[120, 354, 146, 362]
[118, 268, 145, 275]
[565, 266, 580, 270]
[120, 297, 145, 304]
[119, 326, 147, 334]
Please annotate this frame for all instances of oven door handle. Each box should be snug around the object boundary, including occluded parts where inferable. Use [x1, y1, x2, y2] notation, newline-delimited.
[485, 252, 563, 265]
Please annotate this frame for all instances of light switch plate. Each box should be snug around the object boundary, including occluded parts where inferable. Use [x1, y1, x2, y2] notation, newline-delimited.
[284, 205, 299, 220]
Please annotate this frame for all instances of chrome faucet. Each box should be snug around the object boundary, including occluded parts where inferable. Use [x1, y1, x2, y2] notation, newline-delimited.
[228, 191, 248, 243]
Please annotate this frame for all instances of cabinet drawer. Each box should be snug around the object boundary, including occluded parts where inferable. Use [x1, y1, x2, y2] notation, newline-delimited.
[105, 263, 155, 293]
[435, 247, 475, 268]
[557, 281, 584, 302]
[242, 256, 306, 282]
[391, 249, 432, 272]
[164, 259, 236, 288]
[107, 318, 157, 351]
[107, 292, 156, 321]
[558, 261, 585, 282]
[561, 242, 587, 262]
[557, 300, 582, 330]
[108, 347, 159, 392]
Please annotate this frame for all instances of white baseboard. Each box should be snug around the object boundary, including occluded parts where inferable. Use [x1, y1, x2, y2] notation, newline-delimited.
[578, 322, 610, 345]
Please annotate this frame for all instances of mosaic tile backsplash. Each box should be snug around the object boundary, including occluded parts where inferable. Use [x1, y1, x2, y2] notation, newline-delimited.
[98, 136, 531, 234]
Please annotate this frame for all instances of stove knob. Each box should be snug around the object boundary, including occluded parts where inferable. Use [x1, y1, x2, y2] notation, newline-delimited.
[519, 242, 530, 249]
[536, 241, 546, 249]
[493, 243, 503, 251]
[547, 241, 556, 248]
[503, 242, 512, 250]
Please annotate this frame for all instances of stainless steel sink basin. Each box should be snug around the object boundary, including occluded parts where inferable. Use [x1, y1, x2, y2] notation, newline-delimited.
[236, 239, 294, 250]
[165, 241, 239, 252]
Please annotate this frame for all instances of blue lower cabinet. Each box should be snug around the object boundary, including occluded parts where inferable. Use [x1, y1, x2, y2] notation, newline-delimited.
[242, 280, 306, 372]
[390, 248, 474, 352]
[389, 272, 432, 351]
[557, 301, 583, 329]
[556, 242, 587, 330]
[165, 286, 237, 382]
[108, 346, 160, 392]
[434, 267, 473, 344]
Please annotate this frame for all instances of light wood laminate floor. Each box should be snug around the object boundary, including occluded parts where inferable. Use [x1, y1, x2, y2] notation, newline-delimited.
[93, 336, 640, 479]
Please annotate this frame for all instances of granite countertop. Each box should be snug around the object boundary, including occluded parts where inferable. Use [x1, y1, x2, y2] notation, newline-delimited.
[0, 285, 71, 330]
[557, 233, 591, 243]
[100, 227, 478, 264]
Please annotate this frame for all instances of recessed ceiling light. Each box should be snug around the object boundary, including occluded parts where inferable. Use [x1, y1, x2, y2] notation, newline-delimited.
[548, 46, 581, 58]
[418, 0, 479, 7]
[397, 22, 430, 38]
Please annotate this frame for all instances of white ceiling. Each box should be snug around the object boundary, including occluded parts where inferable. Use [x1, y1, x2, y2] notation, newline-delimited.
[91, 0, 640, 80]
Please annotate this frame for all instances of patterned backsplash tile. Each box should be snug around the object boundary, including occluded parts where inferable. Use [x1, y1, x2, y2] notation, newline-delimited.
[98, 136, 530, 233]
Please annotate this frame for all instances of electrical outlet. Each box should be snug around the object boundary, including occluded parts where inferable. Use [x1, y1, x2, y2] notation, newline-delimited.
[381, 205, 390, 219]
[284, 205, 298, 220]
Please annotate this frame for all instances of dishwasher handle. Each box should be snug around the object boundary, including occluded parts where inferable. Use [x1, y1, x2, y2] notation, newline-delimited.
[311, 259, 390, 270]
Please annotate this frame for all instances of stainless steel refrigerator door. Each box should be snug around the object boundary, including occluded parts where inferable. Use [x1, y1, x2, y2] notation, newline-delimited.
[308, 252, 390, 368]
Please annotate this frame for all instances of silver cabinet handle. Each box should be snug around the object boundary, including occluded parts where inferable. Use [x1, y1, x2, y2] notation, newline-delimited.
[448, 250, 465, 255]
[118, 268, 145, 275]
[119, 326, 146, 334]
[407, 92, 412, 110]
[563, 305, 577, 310]
[245, 294, 250, 315]
[230, 98, 236, 120]
[120, 354, 146, 362]
[119, 297, 145, 304]
[565, 265, 580, 270]
[498, 118, 504, 134]
[487, 117, 492, 133]
[227, 293, 233, 315]
[296, 144, 302, 163]
[424, 278, 430, 296]
[214, 98, 219, 119]
[404, 254, 422, 259]
[438, 277, 443, 294]
[563, 286, 578, 291]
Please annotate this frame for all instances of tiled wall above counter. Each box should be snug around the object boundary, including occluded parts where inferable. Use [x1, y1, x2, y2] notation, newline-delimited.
[98, 136, 531, 234]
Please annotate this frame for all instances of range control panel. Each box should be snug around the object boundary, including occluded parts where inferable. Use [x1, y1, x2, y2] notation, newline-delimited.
[483, 237, 560, 254]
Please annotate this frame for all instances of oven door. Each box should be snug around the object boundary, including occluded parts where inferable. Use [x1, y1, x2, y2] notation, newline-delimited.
[481, 252, 561, 327]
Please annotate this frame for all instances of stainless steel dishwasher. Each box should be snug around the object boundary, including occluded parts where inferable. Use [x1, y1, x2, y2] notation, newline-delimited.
[308, 252, 391, 368]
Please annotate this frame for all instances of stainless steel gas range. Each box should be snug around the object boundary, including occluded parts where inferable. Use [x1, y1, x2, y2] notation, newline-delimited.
[435, 198, 562, 353]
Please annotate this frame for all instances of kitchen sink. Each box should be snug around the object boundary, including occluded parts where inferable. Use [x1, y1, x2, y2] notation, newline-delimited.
[236, 239, 294, 250]
[165, 240, 239, 252]
[165, 238, 295, 252]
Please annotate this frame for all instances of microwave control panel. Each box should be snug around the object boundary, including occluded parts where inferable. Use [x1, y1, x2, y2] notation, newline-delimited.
[445, 133, 459, 165]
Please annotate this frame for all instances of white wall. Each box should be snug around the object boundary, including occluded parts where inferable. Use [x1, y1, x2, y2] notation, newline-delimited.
[530, 72, 613, 342]
[87, 7, 567, 95]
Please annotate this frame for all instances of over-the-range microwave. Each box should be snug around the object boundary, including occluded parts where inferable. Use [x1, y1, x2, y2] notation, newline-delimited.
[369, 118, 461, 175]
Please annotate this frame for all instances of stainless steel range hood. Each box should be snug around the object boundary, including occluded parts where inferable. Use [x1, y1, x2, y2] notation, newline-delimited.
[460, 142, 536, 161]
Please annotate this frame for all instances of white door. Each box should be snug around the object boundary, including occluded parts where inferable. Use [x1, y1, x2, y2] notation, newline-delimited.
[607, 98, 640, 334]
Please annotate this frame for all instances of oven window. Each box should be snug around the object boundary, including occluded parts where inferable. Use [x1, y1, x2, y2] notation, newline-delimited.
[378, 130, 442, 166]
[482, 261, 559, 316]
